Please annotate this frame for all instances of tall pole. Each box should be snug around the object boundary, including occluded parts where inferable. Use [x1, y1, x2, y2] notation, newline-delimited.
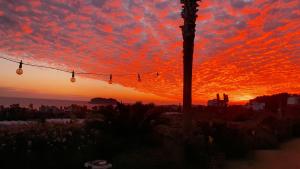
[180, 0, 200, 141]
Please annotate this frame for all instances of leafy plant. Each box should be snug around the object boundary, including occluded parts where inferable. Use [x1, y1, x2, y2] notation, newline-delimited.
[96, 102, 165, 136]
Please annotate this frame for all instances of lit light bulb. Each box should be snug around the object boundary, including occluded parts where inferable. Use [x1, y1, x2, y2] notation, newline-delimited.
[70, 71, 76, 83]
[16, 68, 23, 75]
[208, 136, 214, 144]
[108, 74, 113, 84]
[16, 60, 23, 75]
[137, 74, 141, 82]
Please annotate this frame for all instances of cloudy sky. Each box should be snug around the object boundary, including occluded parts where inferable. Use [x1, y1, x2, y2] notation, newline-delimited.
[0, 0, 299, 104]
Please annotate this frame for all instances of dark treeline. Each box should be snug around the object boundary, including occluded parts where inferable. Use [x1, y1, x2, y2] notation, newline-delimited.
[0, 104, 87, 120]
[0, 101, 182, 121]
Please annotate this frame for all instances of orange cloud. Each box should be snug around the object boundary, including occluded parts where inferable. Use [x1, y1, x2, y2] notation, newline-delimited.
[0, 0, 299, 104]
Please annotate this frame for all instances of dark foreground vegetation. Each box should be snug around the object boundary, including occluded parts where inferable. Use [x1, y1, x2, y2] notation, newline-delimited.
[0, 95, 300, 169]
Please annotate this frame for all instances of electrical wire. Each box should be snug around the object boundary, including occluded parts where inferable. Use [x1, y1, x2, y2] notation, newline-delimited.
[0, 55, 160, 78]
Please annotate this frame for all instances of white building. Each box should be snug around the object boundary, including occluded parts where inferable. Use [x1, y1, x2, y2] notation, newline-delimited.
[207, 93, 229, 107]
[287, 96, 300, 105]
[208, 99, 219, 107]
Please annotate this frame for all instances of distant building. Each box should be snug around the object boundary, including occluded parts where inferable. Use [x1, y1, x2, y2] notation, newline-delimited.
[287, 96, 300, 105]
[207, 93, 229, 107]
[248, 101, 266, 111]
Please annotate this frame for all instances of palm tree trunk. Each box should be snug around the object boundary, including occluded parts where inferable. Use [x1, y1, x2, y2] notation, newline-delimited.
[180, 0, 199, 141]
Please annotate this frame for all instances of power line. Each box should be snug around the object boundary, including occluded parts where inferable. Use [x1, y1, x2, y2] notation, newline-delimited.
[0, 56, 160, 83]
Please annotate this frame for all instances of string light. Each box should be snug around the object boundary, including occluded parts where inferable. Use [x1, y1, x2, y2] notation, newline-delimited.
[109, 74, 112, 84]
[138, 74, 141, 82]
[70, 70, 76, 83]
[16, 60, 23, 75]
[208, 135, 214, 145]
[0, 56, 160, 83]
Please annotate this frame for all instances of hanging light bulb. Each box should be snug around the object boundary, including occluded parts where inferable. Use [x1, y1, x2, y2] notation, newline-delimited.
[16, 60, 23, 75]
[70, 71, 76, 83]
[109, 74, 113, 84]
[138, 73, 141, 82]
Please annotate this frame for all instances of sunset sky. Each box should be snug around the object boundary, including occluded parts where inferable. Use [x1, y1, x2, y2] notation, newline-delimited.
[0, 0, 299, 104]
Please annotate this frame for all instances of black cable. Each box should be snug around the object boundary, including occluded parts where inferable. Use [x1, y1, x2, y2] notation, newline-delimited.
[0, 56, 160, 77]
[23, 62, 71, 73]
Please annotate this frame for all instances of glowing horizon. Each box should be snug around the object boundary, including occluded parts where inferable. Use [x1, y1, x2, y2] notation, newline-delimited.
[0, 0, 299, 104]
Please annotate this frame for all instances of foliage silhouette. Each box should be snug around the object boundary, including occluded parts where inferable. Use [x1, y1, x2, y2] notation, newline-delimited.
[89, 102, 166, 136]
